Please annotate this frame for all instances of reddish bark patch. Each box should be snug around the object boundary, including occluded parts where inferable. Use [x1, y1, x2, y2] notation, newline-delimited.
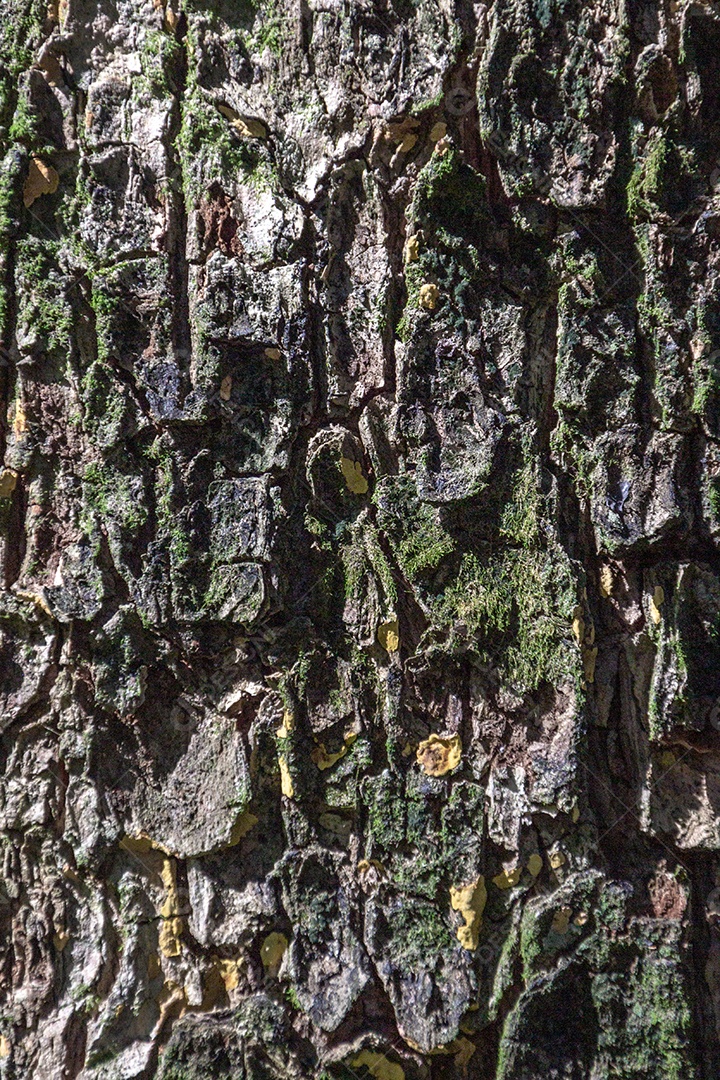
[648, 865, 687, 920]
[199, 183, 242, 257]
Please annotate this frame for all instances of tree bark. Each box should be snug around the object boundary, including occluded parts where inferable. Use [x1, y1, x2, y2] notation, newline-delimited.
[1, 0, 720, 1076]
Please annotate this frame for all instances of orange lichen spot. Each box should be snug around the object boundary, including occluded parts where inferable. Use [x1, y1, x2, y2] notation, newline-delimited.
[348, 1051, 405, 1080]
[0, 1035, 8, 1058]
[341, 456, 368, 494]
[450, 877, 487, 951]
[492, 866, 522, 890]
[23, 157, 59, 208]
[0, 469, 17, 497]
[416, 733, 461, 777]
[220, 375, 232, 400]
[551, 907, 572, 934]
[419, 282, 440, 310]
[260, 931, 288, 976]
[527, 853, 543, 877]
[650, 585, 664, 625]
[378, 616, 399, 653]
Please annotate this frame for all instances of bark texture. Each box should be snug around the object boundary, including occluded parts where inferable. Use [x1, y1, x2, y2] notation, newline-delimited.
[1, 0, 720, 1076]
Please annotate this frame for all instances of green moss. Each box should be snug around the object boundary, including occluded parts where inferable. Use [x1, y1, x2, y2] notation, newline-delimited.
[175, 36, 276, 206]
[374, 476, 454, 582]
[14, 237, 73, 357]
[436, 545, 577, 690]
[82, 461, 148, 537]
[386, 899, 456, 968]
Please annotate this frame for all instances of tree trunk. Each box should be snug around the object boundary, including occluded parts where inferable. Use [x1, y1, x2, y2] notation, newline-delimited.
[1, 0, 720, 1076]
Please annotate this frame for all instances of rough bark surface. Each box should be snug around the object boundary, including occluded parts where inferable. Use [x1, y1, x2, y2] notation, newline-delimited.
[1, 0, 720, 1076]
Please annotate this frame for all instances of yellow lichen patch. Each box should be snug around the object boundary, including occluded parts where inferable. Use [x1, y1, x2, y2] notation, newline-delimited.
[264, 347, 281, 360]
[583, 645, 598, 684]
[216, 104, 267, 139]
[527, 853, 543, 877]
[13, 399, 26, 437]
[398, 133, 417, 153]
[260, 931, 288, 977]
[572, 605, 585, 645]
[599, 565, 614, 597]
[312, 728, 357, 771]
[404, 234, 420, 263]
[659, 749, 676, 770]
[450, 877, 486, 951]
[311, 743, 347, 770]
[358, 858, 386, 877]
[452, 1037, 476, 1068]
[548, 850, 566, 871]
[551, 907, 572, 934]
[275, 709, 295, 738]
[53, 929, 69, 951]
[429, 121, 447, 143]
[218, 957, 241, 992]
[348, 1051, 405, 1080]
[15, 589, 53, 618]
[156, 979, 187, 1024]
[120, 832, 171, 857]
[416, 733, 461, 777]
[419, 282, 440, 310]
[0, 469, 18, 497]
[36, 50, 63, 85]
[278, 755, 294, 798]
[220, 375, 232, 400]
[378, 616, 399, 653]
[341, 456, 369, 494]
[0, 1035, 8, 1058]
[164, 5, 179, 31]
[227, 810, 258, 846]
[572, 805, 580, 823]
[650, 585, 664, 625]
[318, 812, 352, 838]
[158, 857, 183, 958]
[23, 157, 59, 207]
[492, 866, 522, 890]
